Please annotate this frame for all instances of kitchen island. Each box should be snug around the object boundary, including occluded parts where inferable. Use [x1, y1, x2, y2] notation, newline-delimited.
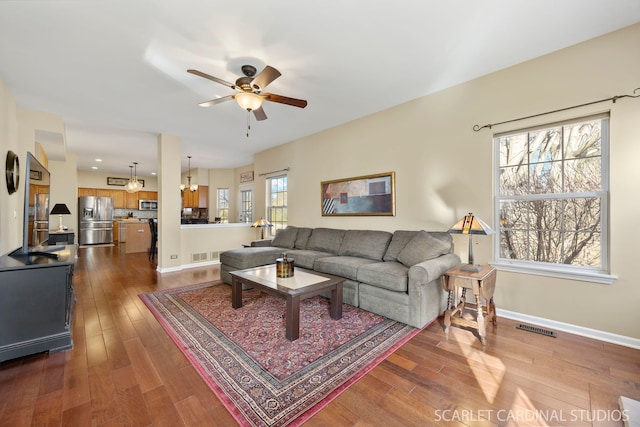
[124, 221, 152, 254]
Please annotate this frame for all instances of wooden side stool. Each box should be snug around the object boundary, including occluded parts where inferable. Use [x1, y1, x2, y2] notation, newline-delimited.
[441, 264, 497, 344]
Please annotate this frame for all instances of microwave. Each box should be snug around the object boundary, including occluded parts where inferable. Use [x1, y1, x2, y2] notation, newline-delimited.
[139, 200, 158, 210]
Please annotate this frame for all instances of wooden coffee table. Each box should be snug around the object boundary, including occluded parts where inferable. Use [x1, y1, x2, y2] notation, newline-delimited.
[230, 265, 344, 341]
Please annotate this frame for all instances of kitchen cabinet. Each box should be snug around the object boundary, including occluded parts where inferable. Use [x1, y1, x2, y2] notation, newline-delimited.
[138, 191, 157, 201]
[182, 185, 208, 208]
[111, 190, 125, 208]
[77, 188, 156, 209]
[78, 187, 96, 197]
[182, 189, 196, 208]
[125, 191, 139, 209]
[198, 185, 208, 208]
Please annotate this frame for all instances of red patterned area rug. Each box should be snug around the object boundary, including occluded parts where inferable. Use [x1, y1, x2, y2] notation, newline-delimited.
[140, 282, 420, 427]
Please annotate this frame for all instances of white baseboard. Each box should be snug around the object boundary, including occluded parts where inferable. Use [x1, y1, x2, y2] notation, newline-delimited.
[497, 308, 640, 350]
[156, 260, 220, 274]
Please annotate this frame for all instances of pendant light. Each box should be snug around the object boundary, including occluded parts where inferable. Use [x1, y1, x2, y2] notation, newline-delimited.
[125, 162, 143, 193]
[180, 156, 198, 192]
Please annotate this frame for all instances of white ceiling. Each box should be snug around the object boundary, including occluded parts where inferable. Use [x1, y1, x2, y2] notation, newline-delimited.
[1, 1, 639, 177]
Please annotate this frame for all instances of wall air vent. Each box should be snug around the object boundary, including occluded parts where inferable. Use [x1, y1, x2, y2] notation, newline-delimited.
[191, 252, 209, 262]
[516, 323, 557, 338]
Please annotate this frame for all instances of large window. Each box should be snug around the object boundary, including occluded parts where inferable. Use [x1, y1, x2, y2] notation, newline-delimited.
[216, 188, 229, 223]
[267, 175, 287, 233]
[494, 114, 612, 282]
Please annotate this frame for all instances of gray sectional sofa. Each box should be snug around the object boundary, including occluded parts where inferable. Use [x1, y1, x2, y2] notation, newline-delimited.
[220, 226, 460, 329]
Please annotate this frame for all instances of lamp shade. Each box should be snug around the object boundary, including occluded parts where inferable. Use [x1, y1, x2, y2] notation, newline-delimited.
[448, 213, 494, 272]
[251, 218, 272, 239]
[448, 213, 494, 235]
[251, 218, 272, 228]
[50, 203, 71, 215]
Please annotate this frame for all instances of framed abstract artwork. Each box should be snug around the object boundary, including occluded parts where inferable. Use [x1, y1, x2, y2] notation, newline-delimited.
[321, 171, 396, 216]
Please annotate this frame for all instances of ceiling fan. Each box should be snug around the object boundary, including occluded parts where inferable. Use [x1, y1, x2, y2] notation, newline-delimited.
[187, 64, 308, 121]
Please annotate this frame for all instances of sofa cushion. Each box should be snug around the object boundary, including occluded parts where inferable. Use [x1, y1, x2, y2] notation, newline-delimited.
[294, 227, 312, 249]
[281, 249, 332, 270]
[314, 256, 377, 281]
[306, 228, 346, 254]
[383, 230, 417, 262]
[338, 230, 392, 261]
[357, 261, 409, 292]
[219, 247, 283, 269]
[271, 226, 298, 249]
[397, 230, 452, 267]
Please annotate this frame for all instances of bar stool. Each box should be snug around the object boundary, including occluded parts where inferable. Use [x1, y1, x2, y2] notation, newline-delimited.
[148, 218, 157, 261]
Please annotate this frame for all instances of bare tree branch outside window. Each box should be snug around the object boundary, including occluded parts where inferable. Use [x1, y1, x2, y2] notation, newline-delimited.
[496, 116, 608, 270]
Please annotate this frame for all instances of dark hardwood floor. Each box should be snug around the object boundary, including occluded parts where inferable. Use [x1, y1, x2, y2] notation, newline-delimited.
[1, 245, 638, 426]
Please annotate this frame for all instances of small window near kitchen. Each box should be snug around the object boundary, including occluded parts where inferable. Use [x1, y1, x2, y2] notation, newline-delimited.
[217, 188, 229, 223]
[240, 189, 253, 223]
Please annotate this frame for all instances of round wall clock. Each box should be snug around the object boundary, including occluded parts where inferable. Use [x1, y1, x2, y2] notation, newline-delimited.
[5, 150, 19, 195]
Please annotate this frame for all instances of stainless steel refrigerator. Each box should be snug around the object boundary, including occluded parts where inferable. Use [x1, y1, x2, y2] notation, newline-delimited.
[78, 196, 114, 245]
[32, 193, 50, 246]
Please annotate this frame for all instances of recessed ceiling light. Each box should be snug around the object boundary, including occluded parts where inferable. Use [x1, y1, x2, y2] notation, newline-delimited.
[91, 166, 98, 170]
[151, 172, 157, 175]
[95, 158, 102, 162]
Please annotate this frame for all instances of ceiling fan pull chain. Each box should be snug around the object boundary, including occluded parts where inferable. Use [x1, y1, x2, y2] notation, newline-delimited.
[246, 110, 251, 137]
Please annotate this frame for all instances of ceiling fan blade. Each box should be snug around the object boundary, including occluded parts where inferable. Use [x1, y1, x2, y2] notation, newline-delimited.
[251, 66, 281, 91]
[262, 93, 308, 108]
[187, 69, 235, 89]
[199, 95, 234, 107]
[253, 106, 268, 121]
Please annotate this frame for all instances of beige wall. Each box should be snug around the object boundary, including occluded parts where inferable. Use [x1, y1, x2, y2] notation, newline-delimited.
[252, 23, 640, 338]
[49, 152, 79, 242]
[208, 168, 238, 220]
[157, 133, 182, 270]
[0, 93, 67, 253]
[0, 77, 20, 254]
[180, 223, 254, 265]
[77, 170, 158, 191]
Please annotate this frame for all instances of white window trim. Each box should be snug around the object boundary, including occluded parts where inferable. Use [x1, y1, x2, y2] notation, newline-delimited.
[266, 174, 287, 232]
[492, 261, 617, 285]
[492, 114, 615, 284]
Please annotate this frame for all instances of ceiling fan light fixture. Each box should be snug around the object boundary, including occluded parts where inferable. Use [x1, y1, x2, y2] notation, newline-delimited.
[235, 92, 263, 111]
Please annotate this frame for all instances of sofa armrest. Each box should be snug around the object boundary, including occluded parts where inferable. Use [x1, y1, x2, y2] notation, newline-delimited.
[405, 253, 461, 328]
[408, 253, 461, 285]
[251, 239, 273, 247]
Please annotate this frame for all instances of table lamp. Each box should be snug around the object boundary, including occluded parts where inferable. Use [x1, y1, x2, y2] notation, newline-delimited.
[448, 212, 494, 272]
[50, 203, 71, 231]
[251, 218, 272, 239]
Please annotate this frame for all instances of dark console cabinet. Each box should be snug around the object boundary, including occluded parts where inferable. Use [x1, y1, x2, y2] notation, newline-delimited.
[48, 230, 75, 245]
[0, 246, 76, 362]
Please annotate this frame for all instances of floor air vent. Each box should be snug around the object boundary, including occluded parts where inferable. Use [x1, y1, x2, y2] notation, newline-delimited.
[516, 323, 557, 338]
